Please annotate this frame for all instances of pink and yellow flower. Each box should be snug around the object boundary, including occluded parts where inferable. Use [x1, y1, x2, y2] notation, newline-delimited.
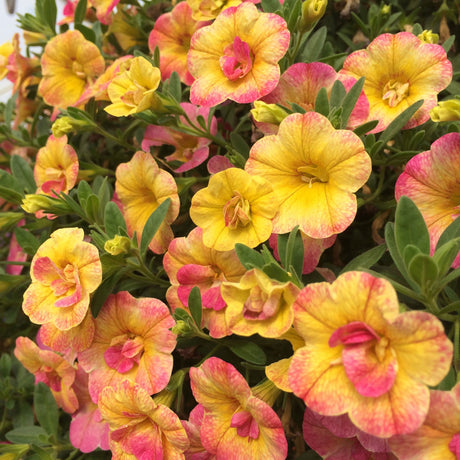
[190, 167, 278, 251]
[0, 40, 13, 80]
[395, 132, 460, 267]
[221, 268, 299, 338]
[90, 0, 120, 25]
[164, 227, 246, 338]
[288, 271, 453, 437]
[98, 380, 189, 459]
[22, 228, 102, 331]
[187, 2, 290, 106]
[78, 291, 176, 402]
[245, 112, 371, 239]
[148, 2, 210, 85]
[340, 32, 452, 133]
[190, 357, 288, 459]
[187, 0, 246, 21]
[38, 30, 105, 109]
[182, 404, 215, 459]
[115, 151, 180, 254]
[108, 7, 143, 50]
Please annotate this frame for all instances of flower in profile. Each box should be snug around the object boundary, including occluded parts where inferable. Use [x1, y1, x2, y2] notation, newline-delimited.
[0, 40, 13, 80]
[289, 271, 453, 437]
[108, 7, 143, 50]
[90, 0, 121, 25]
[182, 404, 214, 459]
[148, 2, 209, 85]
[78, 291, 176, 402]
[221, 268, 299, 338]
[105, 56, 162, 117]
[38, 30, 105, 109]
[6, 34, 39, 93]
[187, 0, 244, 21]
[164, 227, 246, 338]
[389, 383, 460, 460]
[142, 103, 217, 173]
[340, 32, 452, 133]
[115, 151, 180, 254]
[187, 2, 290, 106]
[98, 380, 189, 459]
[22, 228, 102, 331]
[190, 357, 288, 459]
[245, 112, 371, 239]
[395, 132, 460, 267]
[190, 167, 278, 251]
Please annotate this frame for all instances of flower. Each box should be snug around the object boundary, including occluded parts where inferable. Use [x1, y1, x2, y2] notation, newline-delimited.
[182, 404, 215, 459]
[38, 30, 105, 109]
[148, 2, 210, 85]
[245, 112, 371, 239]
[0, 41, 13, 80]
[78, 291, 176, 402]
[430, 98, 460, 122]
[90, 0, 120, 25]
[115, 151, 180, 254]
[395, 132, 460, 267]
[187, 0, 245, 21]
[190, 357, 288, 459]
[98, 380, 189, 459]
[190, 167, 278, 251]
[187, 2, 290, 106]
[288, 271, 453, 437]
[22, 228, 102, 331]
[340, 32, 452, 133]
[108, 7, 143, 50]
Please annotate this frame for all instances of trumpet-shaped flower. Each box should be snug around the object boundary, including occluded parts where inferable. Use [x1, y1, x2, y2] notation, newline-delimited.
[340, 32, 452, 133]
[245, 112, 371, 239]
[395, 132, 460, 267]
[38, 30, 105, 109]
[187, 2, 289, 106]
[190, 167, 278, 251]
[148, 2, 210, 85]
[190, 357, 288, 459]
[115, 151, 180, 254]
[22, 228, 102, 331]
[164, 227, 246, 338]
[288, 271, 453, 437]
[78, 291, 176, 402]
[221, 268, 299, 338]
[98, 380, 189, 459]
[186, 0, 247, 21]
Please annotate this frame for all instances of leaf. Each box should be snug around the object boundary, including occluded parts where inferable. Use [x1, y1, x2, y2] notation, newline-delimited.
[42, 0, 57, 33]
[314, 87, 329, 117]
[299, 26, 327, 62]
[285, 226, 304, 279]
[75, 23, 96, 43]
[14, 228, 40, 255]
[228, 341, 267, 365]
[286, 0, 302, 32]
[433, 238, 460, 278]
[77, 180, 93, 208]
[341, 244, 386, 273]
[34, 383, 58, 438]
[329, 80, 346, 108]
[74, 0, 87, 25]
[0, 353, 11, 377]
[10, 155, 36, 193]
[173, 307, 192, 322]
[104, 201, 127, 237]
[168, 71, 182, 102]
[90, 272, 124, 317]
[188, 287, 202, 328]
[262, 262, 292, 283]
[234, 243, 265, 270]
[230, 132, 250, 158]
[436, 217, 460, 250]
[341, 77, 365, 128]
[261, 0, 281, 13]
[408, 253, 438, 286]
[443, 35, 455, 53]
[84, 194, 100, 223]
[5, 426, 49, 445]
[402, 244, 422, 268]
[140, 198, 171, 255]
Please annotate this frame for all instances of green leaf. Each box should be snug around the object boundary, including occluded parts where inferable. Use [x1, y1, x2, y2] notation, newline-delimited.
[168, 71, 182, 102]
[75, 23, 96, 43]
[34, 383, 58, 438]
[173, 307, 192, 322]
[402, 244, 422, 268]
[285, 226, 304, 279]
[140, 198, 171, 255]
[42, 0, 57, 33]
[314, 87, 329, 116]
[188, 287, 202, 328]
[10, 155, 36, 193]
[14, 228, 40, 255]
[30, 445, 55, 460]
[104, 201, 127, 237]
[5, 426, 49, 445]
[261, 0, 281, 13]
[0, 353, 11, 377]
[235, 243, 265, 270]
[395, 196, 430, 256]
[228, 341, 267, 365]
[341, 77, 365, 128]
[230, 132, 250, 158]
[433, 238, 460, 278]
[341, 244, 386, 273]
[74, 0, 87, 25]
[0, 169, 24, 194]
[262, 262, 292, 283]
[407, 253, 439, 286]
[77, 180, 93, 208]
[85, 194, 100, 223]
[90, 273, 123, 317]
[12, 400, 34, 429]
[443, 35, 455, 53]
[329, 80, 346, 108]
[435, 365, 456, 391]
[299, 26, 327, 62]
[436, 217, 460, 250]
[286, 0, 302, 32]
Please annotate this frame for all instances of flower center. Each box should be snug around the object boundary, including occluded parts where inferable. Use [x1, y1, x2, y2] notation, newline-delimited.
[104, 333, 144, 373]
[223, 191, 251, 229]
[297, 164, 329, 188]
[220, 36, 253, 81]
[382, 80, 410, 108]
[243, 285, 282, 320]
[71, 59, 86, 80]
[230, 409, 260, 439]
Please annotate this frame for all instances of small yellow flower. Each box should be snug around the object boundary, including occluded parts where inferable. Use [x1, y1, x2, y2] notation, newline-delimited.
[0, 41, 14, 80]
[430, 99, 460, 122]
[418, 29, 439, 44]
[104, 235, 131, 255]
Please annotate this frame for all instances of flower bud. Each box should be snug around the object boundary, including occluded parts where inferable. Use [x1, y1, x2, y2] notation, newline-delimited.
[251, 101, 289, 125]
[51, 116, 93, 138]
[300, 0, 327, 32]
[21, 194, 56, 213]
[417, 29, 439, 44]
[430, 99, 460, 122]
[104, 235, 132, 255]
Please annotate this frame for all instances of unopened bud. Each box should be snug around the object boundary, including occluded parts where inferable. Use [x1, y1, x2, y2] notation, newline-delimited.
[251, 101, 289, 125]
[21, 194, 56, 213]
[52, 116, 92, 138]
[300, 0, 327, 32]
[417, 29, 439, 44]
[430, 99, 460, 122]
[104, 235, 131, 255]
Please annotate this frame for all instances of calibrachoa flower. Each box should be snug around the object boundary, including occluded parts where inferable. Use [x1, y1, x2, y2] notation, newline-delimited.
[395, 132, 460, 267]
[190, 357, 288, 459]
[221, 268, 299, 338]
[245, 112, 371, 239]
[164, 227, 246, 338]
[148, 2, 209, 86]
[190, 167, 278, 251]
[187, 0, 245, 21]
[115, 151, 180, 254]
[98, 380, 189, 459]
[0, 40, 13, 79]
[22, 228, 102, 331]
[182, 404, 215, 459]
[38, 30, 105, 109]
[142, 103, 217, 172]
[340, 32, 452, 133]
[187, 2, 290, 106]
[78, 291, 176, 402]
[289, 271, 453, 437]
[90, 0, 121, 25]
[389, 383, 460, 459]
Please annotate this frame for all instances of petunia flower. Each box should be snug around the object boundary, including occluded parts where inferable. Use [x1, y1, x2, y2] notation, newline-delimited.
[288, 271, 453, 438]
[90, 0, 120, 25]
[245, 112, 371, 239]
[187, 2, 290, 106]
[115, 151, 180, 254]
[190, 167, 278, 251]
[78, 291, 176, 402]
[182, 404, 215, 459]
[148, 2, 210, 85]
[187, 0, 243, 21]
[190, 357, 288, 459]
[22, 227, 102, 331]
[107, 6, 143, 50]
[395, 132, 460, 267]
[340, 32, 452, 133]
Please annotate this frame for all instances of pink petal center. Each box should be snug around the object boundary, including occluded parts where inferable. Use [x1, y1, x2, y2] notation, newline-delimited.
[243, 285, 282, 321]
[36, 368, 62, 392]
[230, 409, 259, 439]
[220, 36, 253, 81]
[104, 334, 144, 373]
[449, 432, 460, 457]
[329, 321, 380, 347]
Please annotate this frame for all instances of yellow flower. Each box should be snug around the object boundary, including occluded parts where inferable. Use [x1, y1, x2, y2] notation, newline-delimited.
[430, 99, 460, 122]
[0, 41, 14, 80]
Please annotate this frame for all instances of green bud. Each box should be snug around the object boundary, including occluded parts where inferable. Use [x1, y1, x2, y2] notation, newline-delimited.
[251, 101, 289, 125]
[430, 99, 460, 122]
[300, 0, 327, 32]
[104, 235, 132, 255]
[417, 29, 439, 44]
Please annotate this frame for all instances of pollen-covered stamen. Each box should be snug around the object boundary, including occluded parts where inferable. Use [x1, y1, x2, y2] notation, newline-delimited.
[230, 409, 260, 439]
[297, 164, 329, 188]
[382, 80, 410, 108]
[223, 191, 251, 229]
[220, 36, 253, 81]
